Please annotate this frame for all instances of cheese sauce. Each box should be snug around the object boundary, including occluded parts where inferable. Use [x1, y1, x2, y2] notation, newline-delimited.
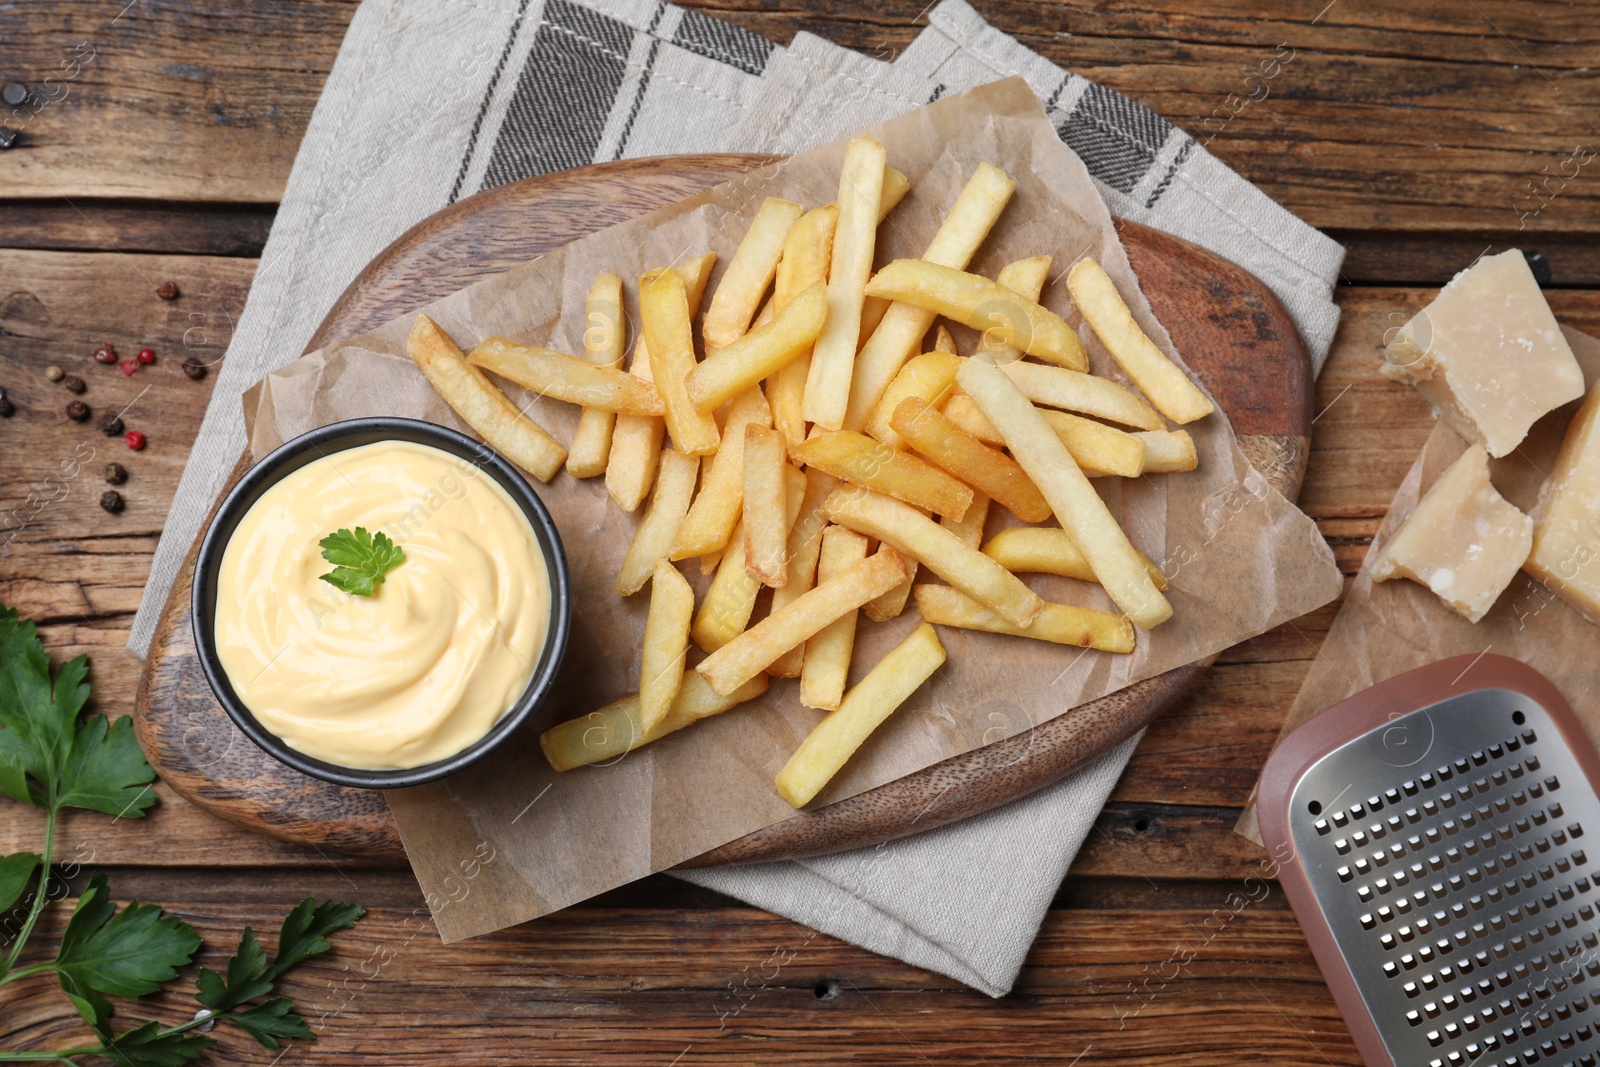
[214, 440, 549, 770]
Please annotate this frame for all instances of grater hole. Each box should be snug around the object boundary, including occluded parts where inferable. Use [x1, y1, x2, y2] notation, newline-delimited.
[1514, 710, 1527, 726]
[1308, 799, 1322, 816]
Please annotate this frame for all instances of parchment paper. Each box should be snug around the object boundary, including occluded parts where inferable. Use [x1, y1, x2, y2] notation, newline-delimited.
[241, 78, 1342, 940]
[1237, 326, 1600, 845]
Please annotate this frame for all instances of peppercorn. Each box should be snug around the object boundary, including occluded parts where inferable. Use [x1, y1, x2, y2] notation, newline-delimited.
[137, 347, 155, 365]
[124, 430, 146, 450]
[62, 375, 86, 395]
[100, 414, 124, 436]
[104, 463, 127, 485]
[99, 490, 124, 515]
[156, 281, 179, 300]
[93, 343, 118, 364]
[0, 398, 13, 418]
[182, 358, 207, 381]
[45, 365, 64, 382]
[66, 400, 90, 422]
[118, 360, 138, 376]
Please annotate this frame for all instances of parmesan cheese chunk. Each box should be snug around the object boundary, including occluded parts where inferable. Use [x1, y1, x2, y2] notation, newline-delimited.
[1383, 250, 1582, 457]
[1370, 444, 1532, 623]
[1526, 379, 1600, 622]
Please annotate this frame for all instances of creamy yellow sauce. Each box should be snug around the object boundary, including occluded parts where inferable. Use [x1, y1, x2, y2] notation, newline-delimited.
[214, 440, 549, 770]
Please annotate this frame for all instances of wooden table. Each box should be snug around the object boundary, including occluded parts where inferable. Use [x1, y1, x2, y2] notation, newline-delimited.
[2, 2, 1594, 1062]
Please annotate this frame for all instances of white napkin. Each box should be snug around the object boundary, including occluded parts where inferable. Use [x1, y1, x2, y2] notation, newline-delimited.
[128, 0, 1342, 996]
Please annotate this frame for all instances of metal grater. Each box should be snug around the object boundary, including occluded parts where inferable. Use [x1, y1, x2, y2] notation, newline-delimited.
[1258, 655, 1600, 1067]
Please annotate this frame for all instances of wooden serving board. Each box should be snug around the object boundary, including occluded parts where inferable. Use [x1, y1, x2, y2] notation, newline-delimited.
[135, 153, 1312, 862]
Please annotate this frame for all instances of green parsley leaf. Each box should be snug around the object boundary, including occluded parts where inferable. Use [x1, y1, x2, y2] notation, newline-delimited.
[269, 897, 365, 976]
[0, 851, 39, 913]
[224, 997, 313, 1049]
[318, 527, 405, 597]
[54, 873, 202, 1002]
[194, 927, 271, 1010]
[95, 1021, 215, 1067]
[0, 606, 157, 817]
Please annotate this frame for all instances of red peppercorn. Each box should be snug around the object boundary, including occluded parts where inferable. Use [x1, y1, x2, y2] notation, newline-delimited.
[137, 347, 155, 365]
[124, 431, 146, 451]
[93, 343, 118, 365]
[118, 360, 138, 376]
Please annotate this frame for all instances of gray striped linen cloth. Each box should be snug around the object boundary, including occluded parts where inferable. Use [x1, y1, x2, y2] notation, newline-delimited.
[129, 0, 1344, 996]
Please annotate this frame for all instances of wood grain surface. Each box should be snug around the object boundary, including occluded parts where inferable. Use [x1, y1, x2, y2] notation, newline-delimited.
[3, 2, 1596, 1064]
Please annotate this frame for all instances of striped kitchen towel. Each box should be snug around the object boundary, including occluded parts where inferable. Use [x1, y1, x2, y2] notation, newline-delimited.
[130, 0, 1343, 998]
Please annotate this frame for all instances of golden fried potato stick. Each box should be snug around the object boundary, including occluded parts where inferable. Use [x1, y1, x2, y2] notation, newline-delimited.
[997, 360, 1162, 431]
[742, 424, 790, 587]
[977, 255, 1051, 364]
[567, 272, 626, 477]
[469, 339, 664, 415]
[406, 313, 566, 482]
[793, 430, 973, 521]
[540, 671, 769, 772]
[670, 387, 771, 561]
[641, 266, 720, 456]
[843, 162, 1016, 431]
[800, 525, 869, 711]
[804, 136, 886, 430]
[957, 356, 1171, 629]
[608, 253, 716, 510]
[1067, 256, 1214, 424]
[776, 622, 946, 808]
[687, 283, 826, 413]
[890, 397, 1052, 522]
[691, 463, 806, 653]
[767, 469, 837, 677]
[941, 393, 1147, 478]
[697, 546, 909, 696]
[863, 257, 1088, 372]
[913, 585, 1135, 653]
[702, 197, 804, 351]
[639, 560, 695, 734]
[982, 526, 1167, 591]
[768, 206, 838, 445]
[942, 491, 990, 548]
[822, 487, 1042, 628]
[617, 448, 699, 597]
[865, 351, 962, 451]
[1135, 429, 1198, 473]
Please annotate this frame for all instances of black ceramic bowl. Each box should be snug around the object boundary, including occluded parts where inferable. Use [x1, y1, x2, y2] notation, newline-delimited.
[191, 417, 571, 789]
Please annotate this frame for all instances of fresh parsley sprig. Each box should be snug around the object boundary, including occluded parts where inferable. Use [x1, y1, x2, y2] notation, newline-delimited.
[318, 527, 406, 597]
[0, 605, 365, 1065]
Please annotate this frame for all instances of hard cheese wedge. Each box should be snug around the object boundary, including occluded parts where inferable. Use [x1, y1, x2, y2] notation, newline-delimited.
[1526, 379, 1600, 622]
[1383, 250, 1583, 457]
[1370, 443, 1532, 623]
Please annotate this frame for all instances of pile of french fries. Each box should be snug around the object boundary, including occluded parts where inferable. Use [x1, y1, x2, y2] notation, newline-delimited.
[405, 136, 1210, 809]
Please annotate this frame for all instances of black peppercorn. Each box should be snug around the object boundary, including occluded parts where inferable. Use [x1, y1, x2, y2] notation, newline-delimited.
[100, 414, 124, 436]
[182, 358, 207, 381]
[0, 397, 13, 418]
[104, 463, 127, 485]
[66, 400, 90, 422]
[99, 490, 124, 515]
[156, 281, 179, 300]
[62, 375, 86, 395]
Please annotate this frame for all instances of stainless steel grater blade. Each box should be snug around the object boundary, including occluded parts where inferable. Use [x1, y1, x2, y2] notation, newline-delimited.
[1259, 655, 1600, 1067]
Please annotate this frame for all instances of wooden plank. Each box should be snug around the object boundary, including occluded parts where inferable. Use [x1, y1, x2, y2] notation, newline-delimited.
[0, 201, 275, 257]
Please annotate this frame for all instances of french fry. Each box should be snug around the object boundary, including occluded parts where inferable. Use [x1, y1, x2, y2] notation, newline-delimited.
[1136, 429, 1198, 473]
[1067, 256, 1214, 424]
[670, 387, 771, 560]
[982, 526, 1168, 590]
[608, 253, 716, 510]
[469, 339, 665, 415]
[822, 488, 1042, 628]
[864, 351, 962, 450]
[998, 361, 1163, 431]
[751, 294, 776, 330]
[800, 526, 869, 710]
[768, 469, 836, 677]
[697, 545, 908, 696]
[776, 622, 946, 808]
[769, 206, 838, 445]
[691, 464, 806, 652]
[617, 448, 699, 597]
[957, 356, 1171, 628]
[890, 397, 1052, 523]
[639, 561, 694, 734]
[913, 585, 1135, 654]
[702, 197, 805, 351]
[862, 568, 915, 623]
[843, 163, 1016, 431]
[743, 424, 789, 586]
[942, 393, 1146, 477]
[567, 272, 626, 478]
[932, 324, 958, 354]
[978, 255, 1051, 364]
[942, 491, 990, 548]
[804, 135, 886, 430]
[406, 313, 566, 482]
[864, 258, 1089, 373]
[540, 671, 769, 772]
[880, 166, 911, 218]
[687, 283, 826, 413]
[793, 431, 973, 521]
[641, 267, 720, 456]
